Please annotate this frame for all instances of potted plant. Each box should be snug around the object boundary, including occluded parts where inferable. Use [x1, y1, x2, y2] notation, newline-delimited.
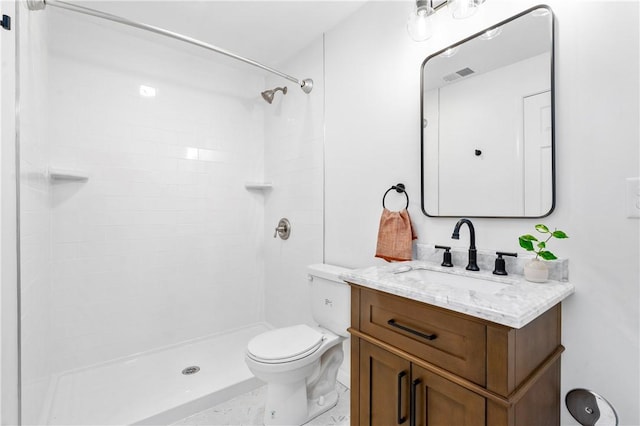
[518, 224, 568, 282]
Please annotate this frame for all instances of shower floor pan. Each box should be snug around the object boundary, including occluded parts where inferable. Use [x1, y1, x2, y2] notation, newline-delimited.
[43, 323, 268, 425]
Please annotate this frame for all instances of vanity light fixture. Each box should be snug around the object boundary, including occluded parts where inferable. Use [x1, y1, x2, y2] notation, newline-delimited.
[448, 0, 485, 19]
[407, 0, 488, 42]
[407, 0, 435, 41]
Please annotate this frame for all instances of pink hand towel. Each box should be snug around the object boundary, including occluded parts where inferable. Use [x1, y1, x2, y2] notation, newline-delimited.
[375, 208, 417, 262]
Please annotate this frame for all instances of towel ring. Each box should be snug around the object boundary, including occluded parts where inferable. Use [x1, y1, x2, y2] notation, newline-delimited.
[382, 183, 409, 210]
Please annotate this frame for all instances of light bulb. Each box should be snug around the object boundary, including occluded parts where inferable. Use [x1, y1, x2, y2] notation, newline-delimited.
[407, 1, 434, 42]
[532, 8, 550, 17]
[448, 0, 478, 19]
[439, 46, 459, 58]
[479, 27, 502, 40]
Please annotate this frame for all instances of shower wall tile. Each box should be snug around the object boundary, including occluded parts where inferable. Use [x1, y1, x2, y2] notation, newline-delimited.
[42, 9, 267, 374]
[262, 37, 351, 382]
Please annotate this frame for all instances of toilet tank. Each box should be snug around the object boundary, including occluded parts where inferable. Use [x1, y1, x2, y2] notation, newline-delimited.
[307, 264, 352, 337]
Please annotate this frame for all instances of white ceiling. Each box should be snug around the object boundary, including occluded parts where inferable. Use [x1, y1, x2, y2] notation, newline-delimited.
[85, 1, 368, 65]
[423, 8, 552, 91]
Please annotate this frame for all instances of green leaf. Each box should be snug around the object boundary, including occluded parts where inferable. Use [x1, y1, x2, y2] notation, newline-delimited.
[552, 230, 569, 239]
[535, 224, 550, 233]
[537, 241, 546, 249]
[519, 234, 538, 241]
[519, 236, 535, 251]
[538, 250, 557, 260]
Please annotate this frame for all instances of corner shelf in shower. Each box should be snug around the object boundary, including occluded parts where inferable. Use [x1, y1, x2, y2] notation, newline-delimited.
[48, 167, 89, 182]
[244, 182, 273, 190]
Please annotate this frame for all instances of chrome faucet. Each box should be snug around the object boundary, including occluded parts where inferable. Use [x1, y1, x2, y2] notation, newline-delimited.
[451, 218, 480, 271]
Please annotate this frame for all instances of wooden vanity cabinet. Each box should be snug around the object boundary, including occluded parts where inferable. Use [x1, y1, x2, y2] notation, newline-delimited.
[349, 285, 563, 426]
[359, 340, 485, 426]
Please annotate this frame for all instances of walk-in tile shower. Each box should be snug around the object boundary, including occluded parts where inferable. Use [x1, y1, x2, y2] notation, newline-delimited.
[16, 2, 317, 423]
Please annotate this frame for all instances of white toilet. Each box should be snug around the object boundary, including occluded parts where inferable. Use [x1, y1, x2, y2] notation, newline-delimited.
[245, 264, 351, 425]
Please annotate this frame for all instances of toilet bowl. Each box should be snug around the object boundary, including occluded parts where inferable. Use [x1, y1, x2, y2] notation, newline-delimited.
[245, 264, 351, 425]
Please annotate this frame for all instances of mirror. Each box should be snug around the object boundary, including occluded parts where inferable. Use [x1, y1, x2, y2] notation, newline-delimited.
[421, 6, 554, 217]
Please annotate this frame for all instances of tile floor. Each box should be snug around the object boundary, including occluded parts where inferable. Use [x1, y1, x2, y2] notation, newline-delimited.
[173, 382, 350, 426]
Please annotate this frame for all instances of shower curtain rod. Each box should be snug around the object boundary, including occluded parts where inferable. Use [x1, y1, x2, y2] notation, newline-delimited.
[25, 0, 314, 94]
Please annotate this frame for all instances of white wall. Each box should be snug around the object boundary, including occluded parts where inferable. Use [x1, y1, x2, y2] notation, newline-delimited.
[324, 0, 639, 424]
[263, 37, 325, 331]
[0, 0, 19, 423]
[15, 3, 52, 424]
[262, 36, 356, 381]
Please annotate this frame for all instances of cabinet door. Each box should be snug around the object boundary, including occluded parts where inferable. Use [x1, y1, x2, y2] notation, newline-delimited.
[359, 340, 411, 426]
[411, 364, 485, 426]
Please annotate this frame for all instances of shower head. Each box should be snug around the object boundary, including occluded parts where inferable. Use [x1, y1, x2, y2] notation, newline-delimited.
[261, 86, 288, 104]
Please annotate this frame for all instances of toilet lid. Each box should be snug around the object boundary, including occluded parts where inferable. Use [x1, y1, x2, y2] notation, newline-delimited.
[247, 324, 324, 362]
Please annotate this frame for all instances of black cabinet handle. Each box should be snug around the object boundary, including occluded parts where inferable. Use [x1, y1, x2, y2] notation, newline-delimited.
[410, 378, 422, 426]
[397, 371, 407, 424]
[388, 319, 437, 341]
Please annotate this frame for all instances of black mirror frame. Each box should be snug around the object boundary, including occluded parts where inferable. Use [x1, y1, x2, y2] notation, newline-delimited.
[420, 4, 556, 218]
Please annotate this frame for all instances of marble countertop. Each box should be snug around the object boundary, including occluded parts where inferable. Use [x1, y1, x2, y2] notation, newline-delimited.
[341, 260, 575, 329]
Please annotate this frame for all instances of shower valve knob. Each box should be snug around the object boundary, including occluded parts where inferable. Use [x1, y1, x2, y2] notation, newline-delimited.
[273, 218, 291, 240]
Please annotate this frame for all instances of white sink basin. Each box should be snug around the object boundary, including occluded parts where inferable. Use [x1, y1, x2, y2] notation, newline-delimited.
[389, 265, 514, 295]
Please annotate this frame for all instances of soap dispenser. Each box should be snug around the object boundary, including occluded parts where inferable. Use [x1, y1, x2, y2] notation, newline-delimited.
[493, 252, 517, 275]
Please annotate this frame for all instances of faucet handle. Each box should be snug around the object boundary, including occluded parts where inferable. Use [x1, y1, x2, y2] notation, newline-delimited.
[493, 251, 518, 276]
[435, 245, 453, 268]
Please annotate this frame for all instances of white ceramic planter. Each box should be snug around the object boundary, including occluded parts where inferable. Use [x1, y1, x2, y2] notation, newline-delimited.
[524, 259, 549, 283]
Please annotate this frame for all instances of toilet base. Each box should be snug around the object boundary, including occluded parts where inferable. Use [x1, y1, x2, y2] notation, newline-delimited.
[306, 388, 339, 423]
[263, 379, 308, 425]
[262, 381, 339, 426]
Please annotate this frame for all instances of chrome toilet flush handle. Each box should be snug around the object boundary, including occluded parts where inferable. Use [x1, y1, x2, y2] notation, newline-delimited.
[273, 218, 291, 240]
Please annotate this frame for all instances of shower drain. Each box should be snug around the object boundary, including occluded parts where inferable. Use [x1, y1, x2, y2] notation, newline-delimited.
[181, 366, 200, 375]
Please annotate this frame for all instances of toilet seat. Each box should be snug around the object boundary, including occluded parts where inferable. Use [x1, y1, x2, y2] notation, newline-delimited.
[247, 324, 325, 364]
